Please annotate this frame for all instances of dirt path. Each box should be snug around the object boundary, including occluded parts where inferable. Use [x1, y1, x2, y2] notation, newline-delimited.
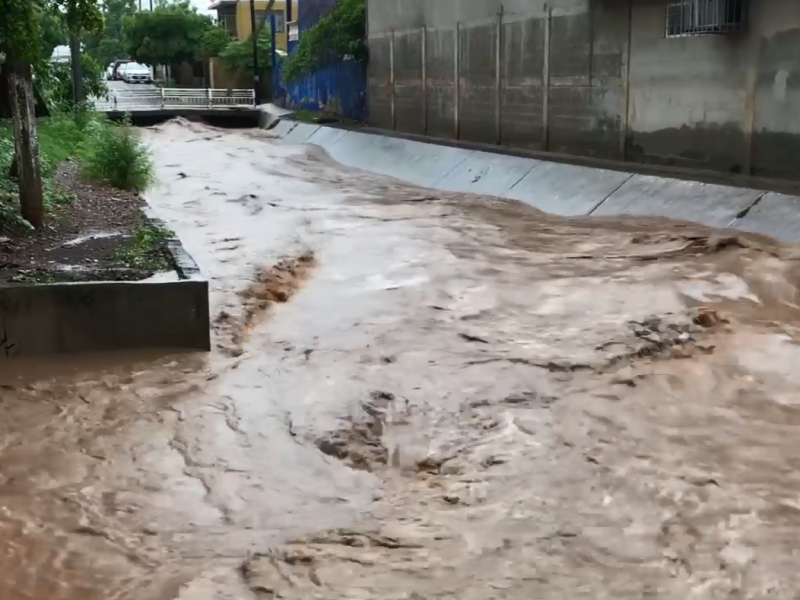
[2, 119, 800, 599]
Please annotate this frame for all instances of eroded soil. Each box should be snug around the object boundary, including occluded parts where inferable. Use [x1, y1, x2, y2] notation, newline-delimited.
[0, 161, 168, 283]
[2, 119, 800, 599]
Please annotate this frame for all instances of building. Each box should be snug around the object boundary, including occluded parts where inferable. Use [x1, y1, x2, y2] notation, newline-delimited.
[366, 0, 800, 181]
[49, 45, 72, 63]
[209, 0, 298, 50]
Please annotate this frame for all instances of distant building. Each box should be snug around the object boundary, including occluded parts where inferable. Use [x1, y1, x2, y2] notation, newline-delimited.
[209, 0, 298, 50]
[49, 45, 72, 63]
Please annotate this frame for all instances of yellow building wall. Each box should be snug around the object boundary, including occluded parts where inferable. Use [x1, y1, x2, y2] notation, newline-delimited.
[234, 0, 298, 49]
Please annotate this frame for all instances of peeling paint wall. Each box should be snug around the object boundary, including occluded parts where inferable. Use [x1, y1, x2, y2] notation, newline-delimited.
[367, 0, 800, 180]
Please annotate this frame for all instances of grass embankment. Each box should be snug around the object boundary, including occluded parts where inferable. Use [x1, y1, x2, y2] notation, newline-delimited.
[0, 110, 170, 282]
[0, 110, 154, 232]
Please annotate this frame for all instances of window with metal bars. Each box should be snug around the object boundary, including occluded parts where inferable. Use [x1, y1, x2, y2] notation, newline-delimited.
[665, 0, 746, 37]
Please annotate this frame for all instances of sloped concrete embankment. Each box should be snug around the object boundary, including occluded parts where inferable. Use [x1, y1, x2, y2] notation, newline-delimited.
[270, 121, 800, 244]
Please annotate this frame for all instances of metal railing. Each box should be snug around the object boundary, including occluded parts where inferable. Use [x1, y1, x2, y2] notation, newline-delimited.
[665, 0, 746, 37]
[94, 88, 256, 111]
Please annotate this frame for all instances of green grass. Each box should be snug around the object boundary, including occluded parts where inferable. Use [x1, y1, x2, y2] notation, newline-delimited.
[0, 110, 155, 232]
[8, 269, 58, 284]
[117, 220, 173, 271]
[36, 115, 85, 174]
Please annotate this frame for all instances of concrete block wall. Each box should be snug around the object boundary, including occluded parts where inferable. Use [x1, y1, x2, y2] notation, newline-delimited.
[367, 0, 628, 162]
[367, 0, 800, 181]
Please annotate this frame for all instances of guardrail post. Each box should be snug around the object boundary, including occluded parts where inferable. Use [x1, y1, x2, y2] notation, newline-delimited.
[160, 87, 165, 109]
[207, 88, 212, 109]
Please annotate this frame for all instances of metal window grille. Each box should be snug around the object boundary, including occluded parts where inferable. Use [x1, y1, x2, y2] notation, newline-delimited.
[665, 0, 746, 37]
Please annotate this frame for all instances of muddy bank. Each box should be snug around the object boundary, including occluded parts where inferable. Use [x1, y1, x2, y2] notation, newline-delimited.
[2, 118, 800, 599]
[0, 161, 172, 284]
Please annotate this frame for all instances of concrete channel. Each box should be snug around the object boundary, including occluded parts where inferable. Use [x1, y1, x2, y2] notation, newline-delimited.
[270, 120, 800, 244]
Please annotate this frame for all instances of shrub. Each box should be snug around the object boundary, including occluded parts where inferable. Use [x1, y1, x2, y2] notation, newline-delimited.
[80, 118, 154, 192]
[37, 55, 108, 111]
[281, 0, 366, 83]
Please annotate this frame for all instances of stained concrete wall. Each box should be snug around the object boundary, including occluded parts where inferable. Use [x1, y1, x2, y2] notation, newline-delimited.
[0, 280, 210, 360]
[367, 0, 800, 181]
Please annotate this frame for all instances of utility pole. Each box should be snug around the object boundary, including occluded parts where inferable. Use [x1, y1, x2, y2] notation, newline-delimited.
[249, 0, 260, 104]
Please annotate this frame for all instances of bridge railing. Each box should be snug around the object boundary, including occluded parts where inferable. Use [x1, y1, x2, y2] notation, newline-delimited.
[95, 88, 256, 111]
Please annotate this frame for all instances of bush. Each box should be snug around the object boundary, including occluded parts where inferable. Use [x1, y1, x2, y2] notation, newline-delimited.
[220, 25, 272, 73]
[282, 0, 366, 83]
[79, 118, 154, 192]
[37, 54, 109, 111]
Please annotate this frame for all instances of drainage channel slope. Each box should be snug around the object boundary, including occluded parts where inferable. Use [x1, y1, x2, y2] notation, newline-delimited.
[273, 120, 800, 242]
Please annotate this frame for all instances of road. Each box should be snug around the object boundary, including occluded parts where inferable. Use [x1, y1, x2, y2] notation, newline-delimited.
[95, 80, 161, 111]
[3, 118, 800, 599]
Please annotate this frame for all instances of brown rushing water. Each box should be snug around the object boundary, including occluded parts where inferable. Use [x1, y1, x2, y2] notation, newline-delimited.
[2, 119, 800, 599]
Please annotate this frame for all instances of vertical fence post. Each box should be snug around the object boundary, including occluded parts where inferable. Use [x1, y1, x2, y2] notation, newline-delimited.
[542, 8, 551, 150]
[621, 0, 632, 160]
[454, 22, 460, 140]
[390, 29, 396, 130]
[160, 87, 165, 109]
[742, 1, 759, 175]
[422, 25, 427, 135]
[495, 7, 503, 145]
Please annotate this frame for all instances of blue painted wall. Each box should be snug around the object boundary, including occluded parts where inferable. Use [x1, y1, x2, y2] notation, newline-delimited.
[272, 0, 368, 120]
[280, 60, 366, 120]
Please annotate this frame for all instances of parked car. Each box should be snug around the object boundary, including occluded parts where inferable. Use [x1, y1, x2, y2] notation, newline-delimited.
[121, 62, 153, 84]
[111, 59, 132, 80]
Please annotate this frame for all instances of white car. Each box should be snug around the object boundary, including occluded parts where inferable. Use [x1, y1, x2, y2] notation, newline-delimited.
[120, 62, 152, 84]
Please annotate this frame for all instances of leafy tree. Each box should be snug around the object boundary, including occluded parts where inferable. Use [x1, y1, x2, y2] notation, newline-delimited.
[61, 0, 103, 36]
[0, 0, 102, 228]
[198, 25, 232, 59]
[39, 53, 107, 108]
[219, 25, 272, 72]
[84, 0, 137, 67]
[122, 1, 213, 67]
[38, 2, 68, 62]
[281, 0, 366, 83]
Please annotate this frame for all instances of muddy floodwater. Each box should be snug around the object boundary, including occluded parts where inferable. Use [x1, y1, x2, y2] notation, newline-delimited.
[4, 119, 800, 599]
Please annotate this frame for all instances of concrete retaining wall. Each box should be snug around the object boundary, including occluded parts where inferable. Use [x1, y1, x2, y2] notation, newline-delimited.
[366, 0, 800, 180]
[0, 215, 210, 360]
[272, 123, 800, 243]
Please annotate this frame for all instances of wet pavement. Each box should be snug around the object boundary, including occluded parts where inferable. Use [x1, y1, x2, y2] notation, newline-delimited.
[3, 119, 800, 598]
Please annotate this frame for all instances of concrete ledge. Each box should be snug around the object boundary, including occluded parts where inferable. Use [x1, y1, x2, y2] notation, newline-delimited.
[257, 103, 295, 129]
[0, 212, 210, 360]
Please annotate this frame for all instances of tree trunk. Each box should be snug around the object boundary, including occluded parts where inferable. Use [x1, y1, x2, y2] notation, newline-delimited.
[70, 34, 84, 104]
[8, 62, 44, 229]
[9, 154, 19, 180]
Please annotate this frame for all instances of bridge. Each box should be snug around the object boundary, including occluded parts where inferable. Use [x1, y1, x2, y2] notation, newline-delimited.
[95, 81, 259, 122]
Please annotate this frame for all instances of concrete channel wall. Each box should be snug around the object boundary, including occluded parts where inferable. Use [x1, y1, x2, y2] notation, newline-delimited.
[366, 0, 800, 180]
[0, 216, 210, 361]
[271, 121, 800, 243]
